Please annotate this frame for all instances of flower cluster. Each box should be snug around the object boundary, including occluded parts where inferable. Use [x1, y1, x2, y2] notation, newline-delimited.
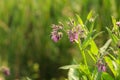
[51, 21, 85, 43]
[67, 25, 85, 43]
[97, 60, 106, 72]
[51, 24, 63, 42]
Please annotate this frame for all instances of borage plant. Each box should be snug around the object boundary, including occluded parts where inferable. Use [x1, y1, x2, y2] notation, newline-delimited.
[50, 11, 120, 80]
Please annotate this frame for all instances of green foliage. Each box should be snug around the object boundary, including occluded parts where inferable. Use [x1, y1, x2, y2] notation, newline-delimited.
[55, 11, 120, 80]
[104, 56, 117, 77]
[102, 72, 114, 80]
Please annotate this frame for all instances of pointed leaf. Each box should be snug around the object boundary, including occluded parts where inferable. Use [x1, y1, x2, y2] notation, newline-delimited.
[68, 68, 79, 80]
[102, 72, 114, 80]
[104, 56, 117, 77]
[59, 65, 79, 70]
[106, 27, 118, 44]
[111, 16, 117, 30]
[89, 40, 98, 55]
[76, 14, 84, 27]
[87, 10, 93, 20]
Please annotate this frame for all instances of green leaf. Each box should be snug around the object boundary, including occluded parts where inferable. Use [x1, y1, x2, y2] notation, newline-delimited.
[102, 72, 114, 80]
[76, 14, 84, 27]
[87, 10, 93, 20]
[106, 27, 118, 44]
[111, 16, 117, 30]
[68, 68, 79, 80]
[59, 65, 80, 69]
[82, 30, 95, 49]
[108, 53, 117, 61]
[79, 64, 90, 75]
[82, 75, 88, 80]
[99, 39, 112, 54]
[93, 31, 104, 40]
[76, 14, 89, 34]
[87, 50, 96, 63]
[81, 30, 98, 55]
[104, 56, 117, 77]
[26, 77, 32, 80]
[96, 72, 102, 80]
[89, 40, 98, 55]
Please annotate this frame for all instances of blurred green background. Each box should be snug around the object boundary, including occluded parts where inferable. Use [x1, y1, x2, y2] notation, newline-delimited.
[0, 0, 120, 80]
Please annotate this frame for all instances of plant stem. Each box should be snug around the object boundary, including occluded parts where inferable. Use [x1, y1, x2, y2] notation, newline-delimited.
[77, 41, 87, 66]
[76, 41, 92, 80]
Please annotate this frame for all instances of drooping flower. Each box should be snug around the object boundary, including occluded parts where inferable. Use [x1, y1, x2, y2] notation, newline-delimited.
[67, 25, 85, 43]
[1, 67, 10, 76]
[51, 31, 59, 42]
[51, 31, 63, 42]
[67, 30, 79, 42]
[51, 24, 63, 42]
[101, 64, 106, 72]
[98, 64, 106, 72]
[97, 60, 106, 72]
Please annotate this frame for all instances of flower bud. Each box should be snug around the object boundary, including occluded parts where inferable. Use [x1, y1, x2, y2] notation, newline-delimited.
[97, 61, 106, 72]
[116, 21, 120, 26]
[1, 67, 10, 76]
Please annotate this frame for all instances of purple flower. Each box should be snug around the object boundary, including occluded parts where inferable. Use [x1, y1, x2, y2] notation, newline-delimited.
[51, 24, 63, 42]
[51, 32, 61, 42]
[2, 67, 10, 76]
[51, 35, 59, 42]
[97, 61, 106, 72]
[98, 64, 106, 72]
[68, 30, 79, 42]
[67, 25, 85, 43]
[51, 31, 58, 42]
[101, 65, 106, 72]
